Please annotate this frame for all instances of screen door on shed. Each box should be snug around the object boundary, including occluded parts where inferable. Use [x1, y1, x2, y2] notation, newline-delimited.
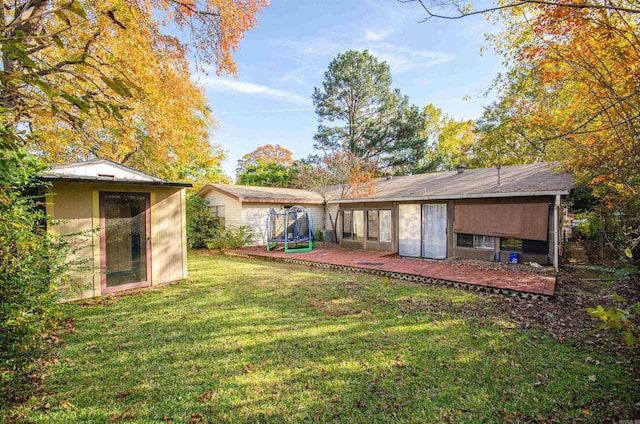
[100, 192, 151, 294]
[422, 203, 447, 259]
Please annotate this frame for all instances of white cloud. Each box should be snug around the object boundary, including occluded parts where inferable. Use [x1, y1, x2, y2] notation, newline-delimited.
[362, 28, 393, 42]
[367, 44, 454, 73]
[198, 76, 311, 106]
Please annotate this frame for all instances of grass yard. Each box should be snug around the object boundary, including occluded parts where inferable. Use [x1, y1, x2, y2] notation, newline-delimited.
[5, 252, 639, 423]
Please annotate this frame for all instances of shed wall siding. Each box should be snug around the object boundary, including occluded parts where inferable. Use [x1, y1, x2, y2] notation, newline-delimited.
[48, 182, 187, 301]
[151, 187, 188, 285]
[48, 182, 97, 300]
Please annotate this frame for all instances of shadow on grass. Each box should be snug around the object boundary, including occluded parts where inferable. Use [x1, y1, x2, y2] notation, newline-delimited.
[8, 254, 638, 423]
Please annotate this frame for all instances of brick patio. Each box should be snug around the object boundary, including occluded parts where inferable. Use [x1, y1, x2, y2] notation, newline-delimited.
[226, 244, 556, 297]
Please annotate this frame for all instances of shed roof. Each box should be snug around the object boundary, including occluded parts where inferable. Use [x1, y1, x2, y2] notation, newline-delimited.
[198, 183, 325, 204]
[329, 162, 574, 204]
[39, 159, 192, 187]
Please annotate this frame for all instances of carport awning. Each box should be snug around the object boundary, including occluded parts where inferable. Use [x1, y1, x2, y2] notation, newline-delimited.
[454, 203, 550, 241]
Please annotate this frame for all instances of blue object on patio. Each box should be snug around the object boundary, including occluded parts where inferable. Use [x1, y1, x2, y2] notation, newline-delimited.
[509, 253, 519, 264]
[266, 205, 315, 253]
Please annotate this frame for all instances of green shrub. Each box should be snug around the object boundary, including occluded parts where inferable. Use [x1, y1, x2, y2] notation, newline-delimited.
[0, 149, 69, 406]
[588, 297, 640, 349]
[186, 194, 221, 249]
[206, 226, 255, 250]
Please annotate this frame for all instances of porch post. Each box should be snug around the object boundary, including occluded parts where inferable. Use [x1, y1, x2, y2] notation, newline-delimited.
[553, 194, 560, 273]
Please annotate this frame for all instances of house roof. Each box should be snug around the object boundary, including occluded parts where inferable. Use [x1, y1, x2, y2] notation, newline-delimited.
[329, 162, 574, 204]
[198, 183, 325, 204]
[39, 159, 192, 187]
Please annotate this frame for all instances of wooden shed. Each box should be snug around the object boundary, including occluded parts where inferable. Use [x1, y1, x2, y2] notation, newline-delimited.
[196, 184, 325, 246]
[41, 160, 191, 300]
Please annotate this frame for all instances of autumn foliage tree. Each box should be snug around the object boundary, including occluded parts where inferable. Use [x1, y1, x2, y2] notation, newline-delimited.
[405, 0, 640, 256]
[478, 1, 640, 256]
[236, 144, 297, 187]
[1, 0, 269, 181]
[294, 151, 377, 242]
[0, 0, 268, 403]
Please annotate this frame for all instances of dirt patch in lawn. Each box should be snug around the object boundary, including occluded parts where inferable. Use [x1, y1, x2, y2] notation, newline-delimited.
[455, 267, 639, 353]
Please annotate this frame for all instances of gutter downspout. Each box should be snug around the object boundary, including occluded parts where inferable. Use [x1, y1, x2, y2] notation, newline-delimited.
[554, 194, 560, 273]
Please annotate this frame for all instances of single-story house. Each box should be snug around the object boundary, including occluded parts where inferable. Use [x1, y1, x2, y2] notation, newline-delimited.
[40, 159, 191, 300]
[329, 162, 574, 271]
[196, 184, 325, 245]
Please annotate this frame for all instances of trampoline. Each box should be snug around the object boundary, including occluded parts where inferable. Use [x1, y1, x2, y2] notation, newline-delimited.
[266, 205, 316, 252]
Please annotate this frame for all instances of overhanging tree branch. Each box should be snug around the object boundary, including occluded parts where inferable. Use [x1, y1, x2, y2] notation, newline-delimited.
[399, 0, 640, 21]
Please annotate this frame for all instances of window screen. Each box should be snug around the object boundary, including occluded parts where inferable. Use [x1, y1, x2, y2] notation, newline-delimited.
[367, 210, 379, 241]
[474, 235, 495, 250]
[379, 210, 392, 243]
[353, 210, 364, 241]
[342, 210, 352, 239]
[457, 233, 474, 248]
[454, 203, 549, 241]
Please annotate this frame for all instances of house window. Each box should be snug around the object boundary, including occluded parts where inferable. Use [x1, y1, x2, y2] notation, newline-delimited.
[475, 235, 495, 250]
[367, 210, 379, 241]
[379, 210, 392, 243]
[457, 233, 474, 248]
[523, 239, 549, 254]
[353, 210, 364, 241]
[500, 238, 549, 254]
[457, 233, 494, 250]
[210, 205, 225, 227]
[342, 210, 352, 239]
[500, 238, 523, 252]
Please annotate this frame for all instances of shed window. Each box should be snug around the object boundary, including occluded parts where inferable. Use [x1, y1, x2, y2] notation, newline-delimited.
[454, 203, 549, 241]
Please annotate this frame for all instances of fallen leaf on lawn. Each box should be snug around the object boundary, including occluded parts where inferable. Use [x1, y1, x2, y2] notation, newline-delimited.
[588, 375, 597, 382]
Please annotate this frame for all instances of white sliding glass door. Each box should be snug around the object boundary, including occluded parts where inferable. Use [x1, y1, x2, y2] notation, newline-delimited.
[398, 204, 421, 257]
[422, 203, 447, 259]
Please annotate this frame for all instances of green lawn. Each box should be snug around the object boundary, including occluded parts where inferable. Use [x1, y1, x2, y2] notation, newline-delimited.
[6, 252, 638, 423]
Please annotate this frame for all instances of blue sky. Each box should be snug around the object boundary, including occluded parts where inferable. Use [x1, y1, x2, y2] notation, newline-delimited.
[194, 0, 503, 179]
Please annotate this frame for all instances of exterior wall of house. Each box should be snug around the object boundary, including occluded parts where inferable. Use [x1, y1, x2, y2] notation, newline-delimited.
[325, 203, 340, 242]
[47, 182, 188, 301]
[243, 202, 324, 245]
[451, 196, 554, 265]
[336, 195, 563, 266]
[338, 202, 396, 252]
[200, 190, 243, 229]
